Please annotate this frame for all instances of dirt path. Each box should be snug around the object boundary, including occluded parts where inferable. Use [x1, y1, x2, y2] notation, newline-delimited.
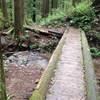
[46, 28, 86, 100]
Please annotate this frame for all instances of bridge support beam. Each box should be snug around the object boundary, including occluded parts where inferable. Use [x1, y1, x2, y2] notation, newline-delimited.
[81, 30, 98, 100]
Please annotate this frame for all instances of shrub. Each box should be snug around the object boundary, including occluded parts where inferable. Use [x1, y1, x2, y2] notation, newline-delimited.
[90, 47, 100, 57]
[0, 9, 3, 28]
[40, 8, 66, 25]
[69, 1, 96, 32]
[39, 0, 74, 25]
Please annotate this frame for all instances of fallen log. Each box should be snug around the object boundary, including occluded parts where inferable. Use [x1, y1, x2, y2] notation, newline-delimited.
[24, 25, 49, 35]
[24, 25, 63, 37]
[48, 29, 63, 37]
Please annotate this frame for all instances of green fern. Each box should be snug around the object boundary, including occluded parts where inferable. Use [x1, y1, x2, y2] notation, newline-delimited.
[69, 1, 95, 32]
[40, 8, 66, 25]
[96, 32, 100, 40]
[90, 47, 100, 57]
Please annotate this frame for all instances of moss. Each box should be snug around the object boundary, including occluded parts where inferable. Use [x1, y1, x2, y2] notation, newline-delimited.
[30, 90, 43, 100]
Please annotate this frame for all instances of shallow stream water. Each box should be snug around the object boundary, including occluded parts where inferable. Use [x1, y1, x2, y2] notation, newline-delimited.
[4, 51, 49, 70]
[5, 51, 49, 100]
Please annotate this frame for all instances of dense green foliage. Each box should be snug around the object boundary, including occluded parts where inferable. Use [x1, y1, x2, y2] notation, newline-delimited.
[40, 0, 96, 29]
[70, 1, 96, 32]
[96, 32, 100, 40]
[40, 0, 73, 25]
[40, 9, 66, 25]
[90, 47, 100, 57]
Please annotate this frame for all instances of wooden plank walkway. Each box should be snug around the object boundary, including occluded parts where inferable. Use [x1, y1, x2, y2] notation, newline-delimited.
[46, 27, 86, 100]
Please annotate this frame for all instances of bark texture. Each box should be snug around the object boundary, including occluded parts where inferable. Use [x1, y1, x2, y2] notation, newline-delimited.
[51, 0, 58, 9]
[42, 0, 49, 17]
[32, 0, 36, 22]
[14, 0, 24, 36]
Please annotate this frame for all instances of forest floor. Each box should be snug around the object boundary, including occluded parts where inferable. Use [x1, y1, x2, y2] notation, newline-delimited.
[5, 52, 49, 100]
[6, 64, 41, 100]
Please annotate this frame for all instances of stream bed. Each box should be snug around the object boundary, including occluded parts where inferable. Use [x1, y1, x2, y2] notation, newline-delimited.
[4, 51, 49, 100]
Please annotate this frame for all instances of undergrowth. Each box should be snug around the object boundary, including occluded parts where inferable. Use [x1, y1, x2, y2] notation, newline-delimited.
[0, 9, 10, 29]
[96, 32, 100, 40]
[40, 1, 96, 31]
[69, 1, 96, 32]
[90, 47, 100, 57]
[0, 9, 3, 28]
[69, 1, 100, 57]
[40, 1, 74, 26]
[40, 9, 66, 25]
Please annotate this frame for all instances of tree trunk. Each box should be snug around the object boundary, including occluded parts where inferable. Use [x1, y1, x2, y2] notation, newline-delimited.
[72, 0, 76, 6]
[0, 32, 7, 100]
[51, 0, 58, 9]
[1, 0, 8, 20]
[42, 0, 50, 17]
[14, 0, 24, 37]
[32, 0, 36, 22]
[21, 0, 25, 25]
[0, 0, 1, 8]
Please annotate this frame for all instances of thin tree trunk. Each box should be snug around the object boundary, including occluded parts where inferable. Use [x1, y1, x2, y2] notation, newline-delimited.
[0, 0, 1, 8]
[51, 0, 58, 9]
[72, 0, 76, 6]
[1, 0, 8, 20]
[32, 0, 36, 22]
[0, 32, 7, 100]
[42, 0, 50, 17]
[14, 0, 24, 37]
[21, 0, 25, 25]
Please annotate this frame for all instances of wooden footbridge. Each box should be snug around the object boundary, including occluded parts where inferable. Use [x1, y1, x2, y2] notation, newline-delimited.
[30, 27, 98, 100]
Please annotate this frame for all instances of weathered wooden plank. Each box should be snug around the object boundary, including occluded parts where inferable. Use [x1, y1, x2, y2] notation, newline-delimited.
[81, 30, 98, 100]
